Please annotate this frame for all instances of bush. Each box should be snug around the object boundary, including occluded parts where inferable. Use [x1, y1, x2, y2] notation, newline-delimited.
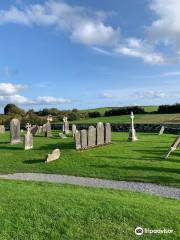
[158, 104, 180, 114]
[88, 112, 101, 118]
[105, 106, 145, 116]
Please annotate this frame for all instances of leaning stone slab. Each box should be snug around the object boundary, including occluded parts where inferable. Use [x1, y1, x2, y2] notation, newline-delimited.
[96, 122, 104, 145]
[45, 149, 60, 163]
[105, 123, 112, 144]
[75, 131, 81, 150]
[159, 126, 165, 135]
[31, 125, 39, 136]
[165, 136, 180, 159]
[10, 118, 21, 144]
[59, 133, 67, 139]
[88, 126, 96, 148]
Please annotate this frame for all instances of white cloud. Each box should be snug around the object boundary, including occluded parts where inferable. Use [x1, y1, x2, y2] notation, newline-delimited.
[0, 94, 30, 104]
[0, 1, 120, 47]
[35, 96, 71, 104]
[114, 38, 166, 64]
[148, 0, 180, 52]
[99, 92, 114, 99]
[0, 83, 26, 96]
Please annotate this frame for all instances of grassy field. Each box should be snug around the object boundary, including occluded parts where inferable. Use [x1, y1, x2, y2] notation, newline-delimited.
[71, 113, 180, 124]
[0, 180, 179, 240]
[0, 131, 180, 187]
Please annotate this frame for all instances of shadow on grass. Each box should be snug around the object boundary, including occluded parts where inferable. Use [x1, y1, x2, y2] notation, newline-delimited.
[23, 159, 45, 164]
[38, 142, 74, 150]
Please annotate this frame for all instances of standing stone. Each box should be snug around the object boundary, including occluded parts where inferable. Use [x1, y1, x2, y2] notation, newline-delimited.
[159, 126, 165, 135]
[45, 115, 52, 137]
[165, 136, 180, 159]
[63, 116, 70, 134]
[24, 123, 33, 150]
[43, 124, 47, 132]
[96, 122, 104, 145]
[80, 130, 88, 149]
[88, 126, 96, 148]
[75, 131, 81, 150]
[128, 112, 138, 141]
[10, 118, 21, 144]
[45, 123, 52, 137]
[31, 125, 39, 136]
[72, 124, 77, 137]
[0, 125, 5, 134]
[105, 123, 112, 144]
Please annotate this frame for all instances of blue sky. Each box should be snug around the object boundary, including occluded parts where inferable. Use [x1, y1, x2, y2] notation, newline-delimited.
[0, 0, 180, 112]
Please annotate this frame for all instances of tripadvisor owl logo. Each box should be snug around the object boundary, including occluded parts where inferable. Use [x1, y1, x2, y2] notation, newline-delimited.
[135, 227, 144, 236]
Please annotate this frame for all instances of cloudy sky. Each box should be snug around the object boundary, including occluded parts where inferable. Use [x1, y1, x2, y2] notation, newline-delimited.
[0, 0, 180, 111]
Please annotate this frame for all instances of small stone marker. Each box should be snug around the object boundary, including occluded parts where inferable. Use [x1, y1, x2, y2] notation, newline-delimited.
[75, 131, 81, 150]
[59, 133, 67, 139]
[159, 126, 165, 135]
[96, 122, 104, 145]
[43, 124, 47, 132]
[165, 136, 180, 159]
[0, 125, 5, 134]
[63, 116, 70, 134]
[45, 149, 60, 163]
[24, 123, 33, 150]
[105, 123, 112, 144]
[128, 112, 138, 141]
[80, 129, 88, 149]
[72, 124, 77, 137]
[88, 126, 96, 148]
[10, 118, 21, 144]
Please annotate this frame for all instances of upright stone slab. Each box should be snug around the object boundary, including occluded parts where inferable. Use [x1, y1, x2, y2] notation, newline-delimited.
[45, 123, 52, 137]
[96, 122, 104, 145]
[128, 112, 138, 141]
[105, 123, 112, 144]
[88, 126, 96, 148]
[31, 125, 39, 136]
[10, 118, 21, 144]
[72, 124, 77, 137]
[80, 130, 88, 149]
[24, 123, 33, 150]
[0, 125, 5, 134]
[63, 116, 70, 134]
[159, 126, 165, 135]
[75, 131, 81, 150]
[43, 124, 47, 132]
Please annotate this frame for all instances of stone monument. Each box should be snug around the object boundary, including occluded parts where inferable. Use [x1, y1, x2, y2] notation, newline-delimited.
[96, 122, 104, 145]
[0, 125, 5, 134]
[24, 123, 33, 150]
[88, 126, 96, 148]
[10, 118, 21, 144]
[128, 112, 138, 141]
[62, 116, 69, 134]
[45, 149, 60, 163]
[159, 126, 165, 135]
[104, 123, 112, 144]
[45, 115, 52, 137]
[72, 124, 77, 137]
[80, 129, 88, 149]
[74, 130, 81, 150]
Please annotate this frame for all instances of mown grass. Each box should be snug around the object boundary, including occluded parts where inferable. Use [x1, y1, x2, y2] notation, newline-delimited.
[0, 132, 180, 187]
[0, 180, 179, 240]
[71, 113, 180, 124]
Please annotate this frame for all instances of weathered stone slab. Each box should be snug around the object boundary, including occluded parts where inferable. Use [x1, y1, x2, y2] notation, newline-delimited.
[75, 131, 81, 150]
[59, 133, 67, 139]
[104, 123, 111, 144]
[96, 122, 104, 145]
[31, 125, 39, 136]
[165, 136, 180, 158]
[72, 124, 77, 137]
[45, 123, 52, 137]
[24, 133, 33, 150]
[10, 118, 21, 144]
[159, 126, 165, 135]
[45, 149, 60, 163]
[88, 126, 96, 148]
[43, 124, 47, 132]
[81, 130, 88, 149]
[0, 125, 5, 134]
[63, 116, 70, 134]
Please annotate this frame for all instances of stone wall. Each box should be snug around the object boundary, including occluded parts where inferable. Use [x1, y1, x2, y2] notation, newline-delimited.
[51, 123, 180, 134]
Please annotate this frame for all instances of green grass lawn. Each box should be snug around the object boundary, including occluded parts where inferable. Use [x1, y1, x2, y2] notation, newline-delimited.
[0, 180, 179, 240]
[71, 113, 180, 124]
[0, 132, 180, 187]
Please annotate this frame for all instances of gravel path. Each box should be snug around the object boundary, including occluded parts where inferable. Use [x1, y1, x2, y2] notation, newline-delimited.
[0, 173, 180, 199]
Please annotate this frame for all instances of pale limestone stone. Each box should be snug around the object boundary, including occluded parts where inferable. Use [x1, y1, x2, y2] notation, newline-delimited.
[46, 149, 60, 163]
[10, 119, 21, 144]
[80, 129, 88, 149]
[88, 126, 96, 148]
[104, 123, 112, 144]
[96, 122, 104, 145]
[75, 131, 81, 150]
